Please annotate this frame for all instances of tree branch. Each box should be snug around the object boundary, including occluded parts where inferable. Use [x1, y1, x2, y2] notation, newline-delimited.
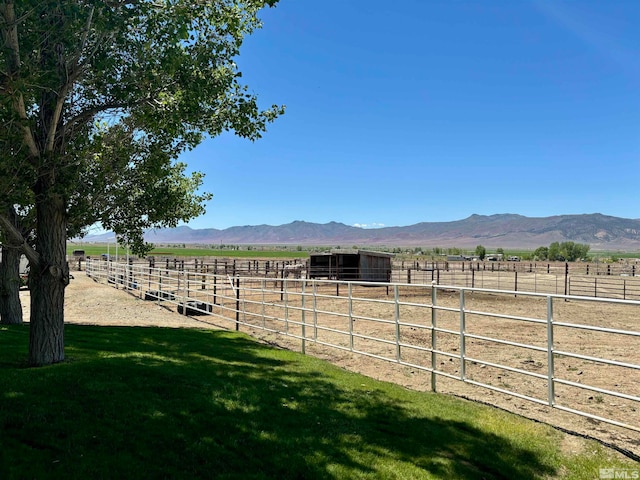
[65, 101, 129, 133]
[45, 6, 95, 153]
[0, 209, 39, 268]
[0, 1, 40, 158]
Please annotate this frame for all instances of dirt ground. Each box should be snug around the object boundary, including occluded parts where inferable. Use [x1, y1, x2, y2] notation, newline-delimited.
[19, 273, 640, 460]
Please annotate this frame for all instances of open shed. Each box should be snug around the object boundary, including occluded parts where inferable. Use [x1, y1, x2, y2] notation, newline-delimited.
[309, 250, 393, 282]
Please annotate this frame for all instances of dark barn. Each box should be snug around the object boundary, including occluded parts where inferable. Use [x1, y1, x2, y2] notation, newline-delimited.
[309, 250, 393, 282]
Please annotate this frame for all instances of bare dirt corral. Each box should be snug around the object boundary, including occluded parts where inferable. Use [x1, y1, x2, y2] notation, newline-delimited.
[20, 273, 640, 460]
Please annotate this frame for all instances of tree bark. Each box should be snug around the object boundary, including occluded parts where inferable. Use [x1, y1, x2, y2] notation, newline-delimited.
[28, 192, 69, 366]
[0, 246, 23, 325]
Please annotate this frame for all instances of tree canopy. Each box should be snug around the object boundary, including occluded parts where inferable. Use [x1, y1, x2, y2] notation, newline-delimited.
[1, 0, 283, 365]
[533, 242, 590, 262]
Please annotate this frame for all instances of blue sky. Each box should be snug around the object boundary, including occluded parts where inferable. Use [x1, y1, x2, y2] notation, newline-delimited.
[181, 0, 639, 230]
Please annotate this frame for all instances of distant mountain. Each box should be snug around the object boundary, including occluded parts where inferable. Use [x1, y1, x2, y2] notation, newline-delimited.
[82, 214, 640, 250]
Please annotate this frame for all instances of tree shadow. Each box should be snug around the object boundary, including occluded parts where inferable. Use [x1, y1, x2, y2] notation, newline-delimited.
[1, 325, 560, 479]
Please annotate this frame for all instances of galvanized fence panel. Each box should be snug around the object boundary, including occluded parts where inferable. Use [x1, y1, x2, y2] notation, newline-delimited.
[569, 274, 640, 300]
[85, 259, 640, 435]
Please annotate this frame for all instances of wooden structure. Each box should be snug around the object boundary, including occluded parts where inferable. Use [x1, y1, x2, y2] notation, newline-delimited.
[309, 250, 393, 282]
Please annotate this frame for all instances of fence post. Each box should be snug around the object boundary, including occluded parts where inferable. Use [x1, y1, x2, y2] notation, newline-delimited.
[394, 284, 401, 362]
[284, 278, 289, 335]
[129, 258, 135, 291]
[564, 263, 569, 296]
[407, 268, 411, 284]
[313, 280, 318, 342]
[431, 282, 437, 392]
[459, 289, 466, 381]
[348, 282, 353, 352]
[514, 271, 518, 296]
[187, 268, 192, 300]
[546, 296, 555, 407]
[261, 279, 266, 330]
[301, 280, 306, 354]
[182, 270, 188, 316]
[235, 276, 240, 331]
[213, 260, 218, 304]
[213, 273, 218, 305]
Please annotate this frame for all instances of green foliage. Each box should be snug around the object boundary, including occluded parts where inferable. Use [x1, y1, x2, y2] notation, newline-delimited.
[2, 0, 284, 363]
[534, 246, 549, 260]
[536, 242, 590, 262]
[2, 324, 636, 478]
[475, 245, 486, 260]
[562, 241, 591, 261]
[1, 0, 284, 256]
[548, 242, 561, 261]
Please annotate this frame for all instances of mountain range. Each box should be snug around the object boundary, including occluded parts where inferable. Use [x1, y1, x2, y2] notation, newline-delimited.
[82, 213, 640, 251]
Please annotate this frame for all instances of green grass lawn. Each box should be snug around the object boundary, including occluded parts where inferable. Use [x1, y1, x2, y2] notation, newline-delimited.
[1, 325, 637, 479]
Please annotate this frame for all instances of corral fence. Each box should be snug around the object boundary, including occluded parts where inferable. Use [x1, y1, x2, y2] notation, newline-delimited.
[85, 258, 640, 438]
[74, 256, 640, 300]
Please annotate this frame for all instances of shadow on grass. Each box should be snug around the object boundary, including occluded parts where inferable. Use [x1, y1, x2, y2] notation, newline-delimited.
[1, 325, 558, 479]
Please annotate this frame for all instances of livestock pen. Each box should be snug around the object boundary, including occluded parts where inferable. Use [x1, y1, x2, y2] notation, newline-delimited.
[76, 255, 640, 299]
[85, 258, 640, 457]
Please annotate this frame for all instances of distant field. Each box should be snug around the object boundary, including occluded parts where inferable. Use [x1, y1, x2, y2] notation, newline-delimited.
[67, 244, 308, 259]
[66, 243, 640, 261]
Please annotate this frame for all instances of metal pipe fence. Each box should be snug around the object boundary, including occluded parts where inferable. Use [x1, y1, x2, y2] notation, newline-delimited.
[569, 274, 640, 300]
[85, 258, 640, 435]
[80, 256, 640, 300]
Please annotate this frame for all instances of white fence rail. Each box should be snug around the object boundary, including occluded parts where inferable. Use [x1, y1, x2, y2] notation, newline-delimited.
[85, 259, 640, 435]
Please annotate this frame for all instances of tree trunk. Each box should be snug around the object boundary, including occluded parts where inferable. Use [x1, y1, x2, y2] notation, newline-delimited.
[0, 246, 23, 325]
[28, 193, 69, 366]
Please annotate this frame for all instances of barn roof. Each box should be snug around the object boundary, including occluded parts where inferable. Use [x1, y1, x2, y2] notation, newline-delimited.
[310, 249, 394, 258]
